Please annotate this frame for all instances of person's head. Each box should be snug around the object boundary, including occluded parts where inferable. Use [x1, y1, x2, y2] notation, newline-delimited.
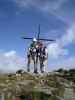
[32, 38, 37, 43]
[44, 46, 46, 48]
[44, 46, 47, 49]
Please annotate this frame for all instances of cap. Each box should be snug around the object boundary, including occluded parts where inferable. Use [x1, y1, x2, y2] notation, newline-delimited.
[33, 38, 37, 42]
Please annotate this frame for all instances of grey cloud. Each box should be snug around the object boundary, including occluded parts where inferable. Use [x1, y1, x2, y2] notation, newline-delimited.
[48, 56, 75, 71]
[47, 23, 75, 59]
[12, 0, 75, 24]
[15, 0, 64, 11]
[14, 0, 69, 23]
[0, 51, 26, 73]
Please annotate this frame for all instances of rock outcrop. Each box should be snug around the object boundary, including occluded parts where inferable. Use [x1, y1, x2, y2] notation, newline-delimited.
[0, 71, 75, 100]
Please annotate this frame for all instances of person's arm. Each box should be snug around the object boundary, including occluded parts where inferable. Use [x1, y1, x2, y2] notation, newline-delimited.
[30, 43, 33, 48]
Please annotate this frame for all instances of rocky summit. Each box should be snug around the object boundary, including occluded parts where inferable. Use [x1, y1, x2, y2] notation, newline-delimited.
[0, 71, 75, 100]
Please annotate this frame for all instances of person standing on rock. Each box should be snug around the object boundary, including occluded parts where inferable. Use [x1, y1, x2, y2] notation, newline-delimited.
[27, 38, 38, 73]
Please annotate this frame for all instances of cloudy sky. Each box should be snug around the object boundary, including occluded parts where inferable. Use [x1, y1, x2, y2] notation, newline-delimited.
[0, 0, 75, 73]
